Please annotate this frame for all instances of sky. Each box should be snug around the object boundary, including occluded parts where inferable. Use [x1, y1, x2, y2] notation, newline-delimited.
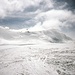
[0, 0, 75, 38]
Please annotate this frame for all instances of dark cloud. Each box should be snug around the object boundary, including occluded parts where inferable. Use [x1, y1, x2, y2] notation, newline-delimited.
[24, 5, 38, 12]
[0, 17, 31, 29]
[55, 0, 75, 10]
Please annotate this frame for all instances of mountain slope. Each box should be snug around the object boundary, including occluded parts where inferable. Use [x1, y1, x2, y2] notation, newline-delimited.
[0, 27, 72, 44]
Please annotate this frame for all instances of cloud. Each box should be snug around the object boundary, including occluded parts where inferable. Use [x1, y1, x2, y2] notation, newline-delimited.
[31, 8, 75, 38]
[0, 0, 54, 18]
[35, 9, 72, 21]
[34, 9, 73, 29]
[42, 19, 62, 29]
[0, 0, 38, 18]
[0, 0, 75, 39]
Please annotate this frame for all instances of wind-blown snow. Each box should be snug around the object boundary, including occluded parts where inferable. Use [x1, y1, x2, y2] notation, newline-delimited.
[0, 26, 72, 44]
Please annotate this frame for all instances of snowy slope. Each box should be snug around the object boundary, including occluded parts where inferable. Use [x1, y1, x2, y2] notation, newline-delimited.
[0, 27, 75, 75]
[0, 27, 72, 44]
[0, 42, 75, 75]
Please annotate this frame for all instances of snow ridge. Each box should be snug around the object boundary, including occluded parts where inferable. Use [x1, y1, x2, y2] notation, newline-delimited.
[0, 27, 72, 44]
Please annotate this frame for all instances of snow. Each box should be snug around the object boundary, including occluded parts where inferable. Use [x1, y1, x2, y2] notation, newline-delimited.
[0, 42, 75, 75]
[0, 26, 75, 75]
[0, 26, 72, 44]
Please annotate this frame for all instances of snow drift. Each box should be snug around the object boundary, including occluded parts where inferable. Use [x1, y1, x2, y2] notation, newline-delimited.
[0, 26, 72, 44]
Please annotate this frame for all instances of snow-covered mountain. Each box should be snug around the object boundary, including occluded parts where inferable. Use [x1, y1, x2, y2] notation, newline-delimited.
[0, 26, 72, 44]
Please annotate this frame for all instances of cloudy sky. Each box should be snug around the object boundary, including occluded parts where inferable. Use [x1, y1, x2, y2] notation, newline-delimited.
[0, 0, 75, 38]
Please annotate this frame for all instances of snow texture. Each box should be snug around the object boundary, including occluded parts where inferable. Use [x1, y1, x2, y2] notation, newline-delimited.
[0, 42, 75, 75]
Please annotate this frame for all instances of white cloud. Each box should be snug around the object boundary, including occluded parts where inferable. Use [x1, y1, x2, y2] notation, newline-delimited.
[42, 19, 62, 30]
[0, 0, 54, 18]
[34, 9, 74, 29]
[29, 22, 44, 31]
[0, 0, 33, 18]
[35, 9, 72, 21]
[41, 0, 54, 9]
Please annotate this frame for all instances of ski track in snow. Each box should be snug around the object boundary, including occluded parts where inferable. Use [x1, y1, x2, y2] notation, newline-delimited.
[0, 42, 75, 75]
